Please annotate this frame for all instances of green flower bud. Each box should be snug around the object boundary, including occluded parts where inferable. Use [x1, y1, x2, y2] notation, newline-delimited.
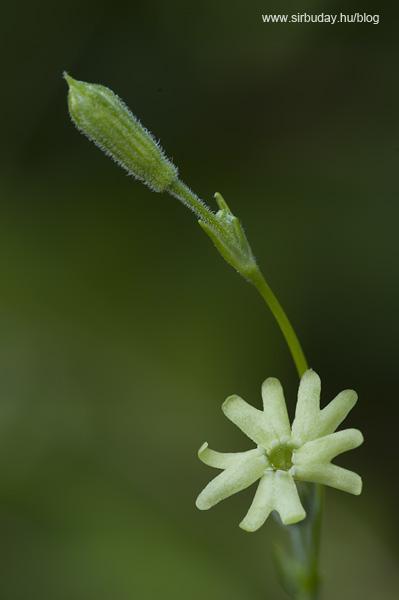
[64, 73, 178, 192]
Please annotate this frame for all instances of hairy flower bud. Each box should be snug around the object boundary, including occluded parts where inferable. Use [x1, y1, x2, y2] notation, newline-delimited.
[64, 73, 178, 192]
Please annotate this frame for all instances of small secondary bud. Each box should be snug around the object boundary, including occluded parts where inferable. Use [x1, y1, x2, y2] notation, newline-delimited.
[64, 73, 178, 192]
[199, 192, 257, 279]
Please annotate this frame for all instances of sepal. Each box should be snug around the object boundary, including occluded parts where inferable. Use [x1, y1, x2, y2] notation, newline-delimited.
[199, 192, 257, 279]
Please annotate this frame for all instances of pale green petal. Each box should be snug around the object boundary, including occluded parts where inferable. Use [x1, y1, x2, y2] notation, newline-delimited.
[292, 463, 362, 495]
[274, 471, 306, 525]
[261, 377, 291, 439]
[291, 369, 321, 441]
[293, 429, 364, 465]
[198, 442, 265, 470]
[222, 395, 274, 448]
[239, 472, 275, 532]
[316, 390, 358, 437]
[240, 471, 306, 531]
[196, 451, 268, 510]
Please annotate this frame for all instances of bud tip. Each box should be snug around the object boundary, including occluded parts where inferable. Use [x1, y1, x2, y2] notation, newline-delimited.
[63, 71, 74, 86]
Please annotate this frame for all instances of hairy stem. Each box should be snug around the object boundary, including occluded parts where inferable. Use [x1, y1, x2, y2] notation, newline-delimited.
[168, 179, 223, 233]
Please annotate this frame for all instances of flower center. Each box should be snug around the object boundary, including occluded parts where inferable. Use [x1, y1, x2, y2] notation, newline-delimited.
[267, 444, 294, 471]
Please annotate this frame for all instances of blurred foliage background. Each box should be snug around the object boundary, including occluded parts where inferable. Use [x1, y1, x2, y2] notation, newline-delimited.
[1, 0, 398, 598]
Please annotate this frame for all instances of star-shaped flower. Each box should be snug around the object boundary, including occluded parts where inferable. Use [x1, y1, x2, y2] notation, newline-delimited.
[196, 369, 363, 532]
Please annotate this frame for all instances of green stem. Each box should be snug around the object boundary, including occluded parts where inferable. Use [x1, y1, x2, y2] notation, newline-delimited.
[168, 179, 224, 234]
[169, 179, 322, 599]
[246, 267, 308, 378]
[245, 267, 322, 599]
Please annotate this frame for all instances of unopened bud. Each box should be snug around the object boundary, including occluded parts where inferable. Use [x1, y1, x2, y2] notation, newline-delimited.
[64, 73, 178, 192]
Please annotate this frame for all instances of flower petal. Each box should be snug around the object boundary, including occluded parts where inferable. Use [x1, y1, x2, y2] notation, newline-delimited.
[196, 451, 268, 510]
[198, 442, 266, 470]
[222, 395, 274, 448]
[291, 370, 321, 441]
[293, 429, 363, 465]
[239, 471, 275, 532]
[274, 471, 306, 525]
[292, 463, 362, 495]
[317, 390, 358, 437]
[261, 377, 291, 440]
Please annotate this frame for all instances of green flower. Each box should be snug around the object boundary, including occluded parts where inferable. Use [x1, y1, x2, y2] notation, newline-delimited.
[196, 369, 363, 532]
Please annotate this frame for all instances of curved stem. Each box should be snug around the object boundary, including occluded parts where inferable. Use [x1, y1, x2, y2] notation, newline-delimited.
[246, 267, 308, 377]
[245, 267, 322, 600]
[168, 179, 322, 599]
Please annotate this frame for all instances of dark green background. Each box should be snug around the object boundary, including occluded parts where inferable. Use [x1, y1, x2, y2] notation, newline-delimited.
[1, 1, 398, 598]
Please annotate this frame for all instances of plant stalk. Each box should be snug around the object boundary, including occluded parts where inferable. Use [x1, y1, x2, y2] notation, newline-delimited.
[246, 267, 308, 379]
[246, 265, 323, 599]
[167, 180, 323, 598]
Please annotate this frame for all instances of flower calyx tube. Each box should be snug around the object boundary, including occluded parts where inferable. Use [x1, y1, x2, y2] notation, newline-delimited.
[64, 73, 178, 192]
[198, 192, 257, 280]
